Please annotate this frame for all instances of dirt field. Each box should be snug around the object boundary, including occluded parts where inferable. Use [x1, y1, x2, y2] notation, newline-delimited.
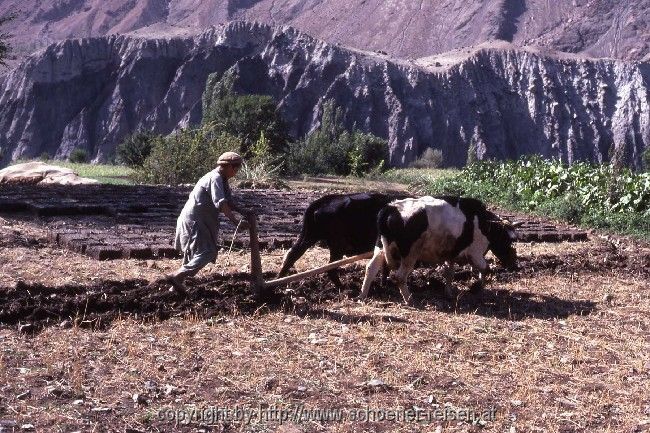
[0, 185, 649, 433]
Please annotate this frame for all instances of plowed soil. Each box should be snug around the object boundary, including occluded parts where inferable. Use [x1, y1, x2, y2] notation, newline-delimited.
[4, 238, 647, 333]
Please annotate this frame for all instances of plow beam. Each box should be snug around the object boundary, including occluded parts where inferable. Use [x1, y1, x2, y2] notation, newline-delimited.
[248, 214, 372, 293]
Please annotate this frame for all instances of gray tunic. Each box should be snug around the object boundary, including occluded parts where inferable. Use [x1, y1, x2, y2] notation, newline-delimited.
[174, 169, 232, 266]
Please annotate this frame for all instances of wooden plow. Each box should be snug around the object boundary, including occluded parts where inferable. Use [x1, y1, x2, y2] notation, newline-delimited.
[247, 214, 373, 295]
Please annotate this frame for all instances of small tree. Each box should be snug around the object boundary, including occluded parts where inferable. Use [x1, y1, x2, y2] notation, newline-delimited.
[134, 128, 242, 185]
[69, 148, 88, 163]
[202, 73, 288, 156]
[116, 131, 155, 167]
[284, 100, 388, 176]
[412, 148, 444, 169]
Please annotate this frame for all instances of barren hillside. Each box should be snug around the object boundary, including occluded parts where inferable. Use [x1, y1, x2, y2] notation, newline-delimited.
[1, 0, 648, 70]
[1, 22, 648, 168]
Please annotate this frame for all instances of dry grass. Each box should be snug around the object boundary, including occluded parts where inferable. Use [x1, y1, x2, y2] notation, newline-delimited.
[1, 217, 649, 432]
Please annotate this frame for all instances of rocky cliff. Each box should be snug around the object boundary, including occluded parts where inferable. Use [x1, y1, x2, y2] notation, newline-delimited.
[0, 21, 648, 168]
[1, 0, 648, 71]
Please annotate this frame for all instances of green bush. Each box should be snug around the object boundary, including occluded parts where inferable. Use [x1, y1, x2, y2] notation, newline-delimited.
[236, 131, 287, 189]
[134, 128, 242, 185]
[116, 131, 155, 168]
[203, 73, 287, 156]
[419, 156, 650, 239]
[411, 148, 444, 169]
[69, 148, 89, 163]
[284, 101, 388, 176]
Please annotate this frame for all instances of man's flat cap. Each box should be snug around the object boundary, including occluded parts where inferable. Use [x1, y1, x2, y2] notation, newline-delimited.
[217, 151, 243, 165]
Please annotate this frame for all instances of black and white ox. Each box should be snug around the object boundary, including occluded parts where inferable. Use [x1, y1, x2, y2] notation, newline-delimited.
[278, 193, 395, 286]
[359, 196, 518, 304]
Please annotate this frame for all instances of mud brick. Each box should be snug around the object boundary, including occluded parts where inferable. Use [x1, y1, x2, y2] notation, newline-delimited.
[521, 232, 540, 242]
[86, 245, 123, 260]
[571, 232, 588, 241]
[36, 205, 108, 217]
[540, 232, 560, 242]
[58, 233, 89, 248]
[121, 204, 148, 213]
[69, 240, 88, 254]
[152, 246, 179, 258]
[0, 200, 33, 213]
[125, 245, 153, 259]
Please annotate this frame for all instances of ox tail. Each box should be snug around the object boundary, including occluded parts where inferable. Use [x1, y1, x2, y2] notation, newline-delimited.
[377, 205, 404, 269]
[377, 205, 404, 240]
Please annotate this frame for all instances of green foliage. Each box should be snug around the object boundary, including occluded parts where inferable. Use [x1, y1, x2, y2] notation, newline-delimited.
[39, 152, 50, 162]
[69, 149, 89, 163]
[203, 73, 287, 155]
[134, 128, 242, 185]
[284, 101, 388, 176]
[236, 131, 287, 189]
[411, 148, 444, 169]
[417, 157, 650, 239]
[45, 161, 134, 184]
[116, 131, 155, 168]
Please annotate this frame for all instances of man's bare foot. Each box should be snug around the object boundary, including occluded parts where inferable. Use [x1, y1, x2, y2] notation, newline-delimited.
[165, 275, 187, 295]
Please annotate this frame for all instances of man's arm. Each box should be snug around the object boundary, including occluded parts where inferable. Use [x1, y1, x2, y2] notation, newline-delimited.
[221, 202, 250, 230]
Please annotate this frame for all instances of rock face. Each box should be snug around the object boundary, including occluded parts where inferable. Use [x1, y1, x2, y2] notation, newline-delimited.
[0, 22, 648, 168]
[1, 0, 648, 69]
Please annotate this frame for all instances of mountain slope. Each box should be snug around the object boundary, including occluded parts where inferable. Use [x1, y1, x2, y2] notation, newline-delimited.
[1, 22, 647, 169]
[0, 0, 648, 71]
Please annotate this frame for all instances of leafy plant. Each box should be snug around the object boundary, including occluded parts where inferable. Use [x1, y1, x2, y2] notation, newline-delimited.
[284, 101, 388, 176]
[116, 131, 155, 168]
[411, 148, 443, 169]
[236, 131, 287, 189]
[134, 128, 242, 185]
[203, 72, 288, 155]
[409, 156, 650, 239]
[69, 148, 89, 163]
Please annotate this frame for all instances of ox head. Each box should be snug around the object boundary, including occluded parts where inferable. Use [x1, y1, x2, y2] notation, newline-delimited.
[484, 219, 519, 269]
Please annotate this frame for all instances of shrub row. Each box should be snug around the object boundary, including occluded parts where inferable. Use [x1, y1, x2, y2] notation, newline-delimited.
[400, 157, 650, 239]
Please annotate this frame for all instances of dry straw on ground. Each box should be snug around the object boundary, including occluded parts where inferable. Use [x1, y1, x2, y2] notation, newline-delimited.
[1, 214, 649, 432]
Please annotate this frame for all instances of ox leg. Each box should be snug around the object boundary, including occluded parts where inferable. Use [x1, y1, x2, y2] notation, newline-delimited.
[327, 250, 344, 288]
[442, 262, 457, 299]
[358, 247, 385, 300]
[469, 256, 488, 293]
[394, 257, 417, 306]
[379, 257, 389, 287]
[277, 235, 317, 278]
